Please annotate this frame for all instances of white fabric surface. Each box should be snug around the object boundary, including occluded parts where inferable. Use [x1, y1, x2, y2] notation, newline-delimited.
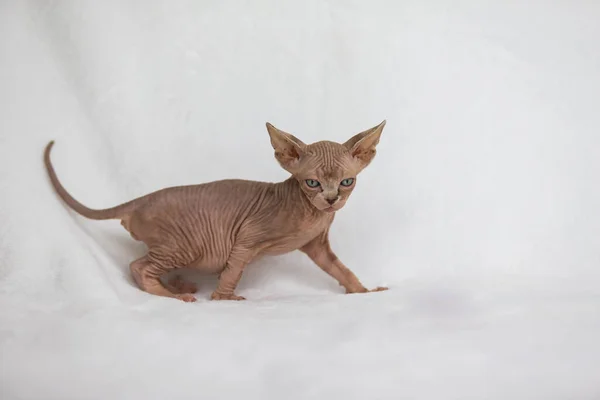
[1, 1, 600, 399]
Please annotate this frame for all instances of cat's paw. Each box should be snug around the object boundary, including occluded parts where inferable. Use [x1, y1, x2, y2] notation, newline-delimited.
[210, 292, 246, 301]
[168, 276, 198, 294]
[175, 293, 197, 302]
[346, 286, 389, 294]
[368, 286, 389, 292]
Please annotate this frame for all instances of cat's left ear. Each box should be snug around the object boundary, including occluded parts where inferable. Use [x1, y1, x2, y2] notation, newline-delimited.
[266, 122, 306, 173]
[344, 120, 386, 171]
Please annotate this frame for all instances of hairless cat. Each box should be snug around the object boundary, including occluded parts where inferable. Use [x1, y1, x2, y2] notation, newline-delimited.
[43, 121, 388, 302]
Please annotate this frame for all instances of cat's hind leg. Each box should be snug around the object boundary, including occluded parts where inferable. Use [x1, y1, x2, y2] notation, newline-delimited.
[165, 275, 198, 294]
[129, 256, 196, 302]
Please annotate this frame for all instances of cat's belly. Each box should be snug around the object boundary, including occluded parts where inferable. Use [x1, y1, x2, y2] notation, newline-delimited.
[187, 257, 228, 273]
[124, 211, 235, 270]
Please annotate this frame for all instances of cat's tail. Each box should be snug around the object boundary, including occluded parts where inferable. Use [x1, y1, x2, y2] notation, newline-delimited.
[43, 140, 135, 220]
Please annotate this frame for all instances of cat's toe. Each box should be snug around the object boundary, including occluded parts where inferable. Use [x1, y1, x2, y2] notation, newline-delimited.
[368, 286, 389, 292]
[210, 292, 246, 301]
[175, 293, 197, 302]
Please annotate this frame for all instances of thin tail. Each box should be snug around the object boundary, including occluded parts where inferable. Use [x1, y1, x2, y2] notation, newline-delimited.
[44, 141, 135, 220]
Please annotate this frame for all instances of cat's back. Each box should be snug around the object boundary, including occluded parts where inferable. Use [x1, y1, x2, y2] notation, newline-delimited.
[124, 179, 273, 244]
[136, 179, 272, 219]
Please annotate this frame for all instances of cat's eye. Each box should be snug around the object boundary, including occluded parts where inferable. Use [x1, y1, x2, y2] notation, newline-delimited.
[340, 178, 354, 187]
[305, 179, 320, 188]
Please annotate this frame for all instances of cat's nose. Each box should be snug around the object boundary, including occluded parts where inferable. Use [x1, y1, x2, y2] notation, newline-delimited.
[326, 197, 337, 205]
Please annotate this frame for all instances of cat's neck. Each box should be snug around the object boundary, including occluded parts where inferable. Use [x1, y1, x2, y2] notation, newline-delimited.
[273, 176, 327, 217]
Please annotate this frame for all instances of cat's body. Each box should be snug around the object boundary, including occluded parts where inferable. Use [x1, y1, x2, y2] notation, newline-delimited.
[43, 121, 388, 302]
[121, 178, 334, 272]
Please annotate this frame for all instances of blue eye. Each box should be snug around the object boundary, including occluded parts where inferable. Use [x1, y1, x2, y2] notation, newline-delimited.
[340, 178, 354, 187]
[305, 179, 320, 188]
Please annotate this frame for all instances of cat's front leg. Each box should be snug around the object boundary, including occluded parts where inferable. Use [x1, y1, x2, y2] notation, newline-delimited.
[211, 263, 247, 300]
[300, 233, 388, 294]
[210, 249, 254, 301]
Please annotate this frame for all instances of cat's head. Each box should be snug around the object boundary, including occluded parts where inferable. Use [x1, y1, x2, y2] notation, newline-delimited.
[266, 120, 386, 213]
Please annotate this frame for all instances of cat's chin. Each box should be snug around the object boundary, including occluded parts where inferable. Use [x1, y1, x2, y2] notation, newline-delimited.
[317, 204, 341, 213]
[310, 199, 345, 213]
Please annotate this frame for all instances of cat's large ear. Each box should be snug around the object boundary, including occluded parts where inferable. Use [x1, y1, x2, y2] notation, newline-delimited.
[266, 122, 306, 173]
[344, 120, 386, 171]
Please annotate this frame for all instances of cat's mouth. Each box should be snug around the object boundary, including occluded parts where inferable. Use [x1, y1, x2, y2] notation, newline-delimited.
[321, 204, 342, 213]
[313, 198, 344, 213]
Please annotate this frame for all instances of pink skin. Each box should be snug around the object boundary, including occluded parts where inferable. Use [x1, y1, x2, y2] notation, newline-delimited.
[43, 120, 388, 302]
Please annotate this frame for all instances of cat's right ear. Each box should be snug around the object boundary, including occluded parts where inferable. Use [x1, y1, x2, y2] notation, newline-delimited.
[266, 122, 305, 173]
[343, 120, 386, 172]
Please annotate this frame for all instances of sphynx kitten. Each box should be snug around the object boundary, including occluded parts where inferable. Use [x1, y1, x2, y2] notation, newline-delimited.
[43, 121, 388, 302]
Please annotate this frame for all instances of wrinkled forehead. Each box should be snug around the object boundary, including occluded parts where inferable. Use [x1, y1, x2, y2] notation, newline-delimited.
[303, 141, 356, 179]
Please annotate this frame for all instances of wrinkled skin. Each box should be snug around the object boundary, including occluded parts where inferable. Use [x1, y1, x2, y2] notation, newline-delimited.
[43, 121, 388, 302]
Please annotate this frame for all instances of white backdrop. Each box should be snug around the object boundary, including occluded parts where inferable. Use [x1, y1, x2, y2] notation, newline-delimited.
[1, 1, 600, 399]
